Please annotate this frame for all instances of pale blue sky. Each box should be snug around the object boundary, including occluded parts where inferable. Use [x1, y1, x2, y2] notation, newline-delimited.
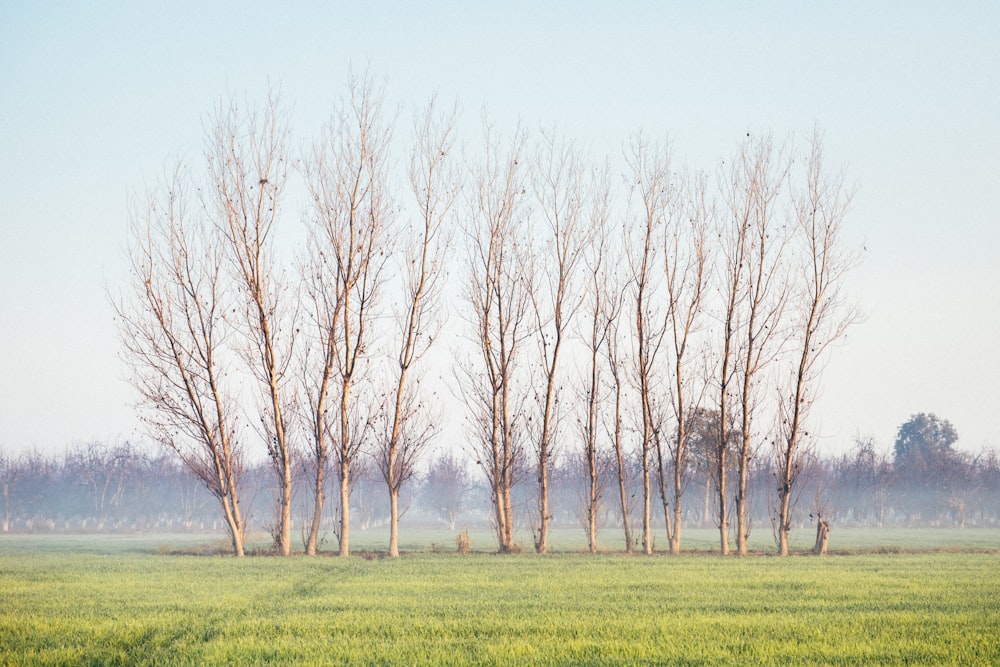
[1, 2, 998, 456]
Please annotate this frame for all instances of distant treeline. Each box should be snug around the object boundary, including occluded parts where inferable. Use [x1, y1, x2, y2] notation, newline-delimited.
[3, 422, 998, 543]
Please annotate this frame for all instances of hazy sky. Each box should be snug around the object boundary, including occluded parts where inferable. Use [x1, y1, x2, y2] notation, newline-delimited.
[1, 2, 997, 457]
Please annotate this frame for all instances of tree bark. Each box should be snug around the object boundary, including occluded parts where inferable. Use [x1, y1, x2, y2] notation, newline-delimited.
[813, 515, 830, 555]
[305, 451, 325, 556]
[338, 454, 351, 557]
[388, 488, 400, 557]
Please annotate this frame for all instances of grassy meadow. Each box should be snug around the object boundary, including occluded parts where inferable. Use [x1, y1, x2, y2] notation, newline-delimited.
[1, 529, 999, 665]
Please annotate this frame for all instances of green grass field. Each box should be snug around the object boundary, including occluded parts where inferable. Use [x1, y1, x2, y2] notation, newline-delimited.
[2, 530, 998, 665]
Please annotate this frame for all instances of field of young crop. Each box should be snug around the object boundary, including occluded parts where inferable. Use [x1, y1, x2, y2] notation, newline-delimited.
[1, 530, 998, 665]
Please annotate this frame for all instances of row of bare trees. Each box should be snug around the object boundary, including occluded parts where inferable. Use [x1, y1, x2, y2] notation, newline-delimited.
[455, 126, 859, 557]
[114, 73, 859, 557]
[0, 443, 475, 536]
[0, 442, 211, 533]
[115, 74, 455, 557]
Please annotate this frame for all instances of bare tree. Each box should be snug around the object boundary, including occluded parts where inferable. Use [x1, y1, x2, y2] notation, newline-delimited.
[713, 172, 743, 554]
[298, 233, 342, 555]
[775, 132, 859, 556]
[806, 451, 835, 555]
[624, 136, 671, 555]
[579, 163, 614, 553]
[684, 406, 728, 527]
[528, 131, 591, 554]
[422, 450, 474, 530]
[303, 72, 394, 557]
[115, 165, 246, 556]
[844, 434, 891, 527]
[461, 121, 532, 553]
[718, 134, 793, 556]
[660, 173, 713, 554]
[604, 284, 633, 553]
[68, 441, 133, 531]
[208, 92, 296, 555]
[375, 97, 458, 557]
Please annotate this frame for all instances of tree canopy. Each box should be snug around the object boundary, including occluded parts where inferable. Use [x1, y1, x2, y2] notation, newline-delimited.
[894, 412, 960, 476]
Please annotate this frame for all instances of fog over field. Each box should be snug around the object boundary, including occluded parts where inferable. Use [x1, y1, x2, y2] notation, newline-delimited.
[3, 419, 998, 557]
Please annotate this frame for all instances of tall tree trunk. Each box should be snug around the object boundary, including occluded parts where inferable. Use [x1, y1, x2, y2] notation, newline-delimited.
[535, 366, 559, 554]
[717, 326, 733, 556]
[385, 371, 407, 559]
[584, 359, 600, 554]
[304, 330, 336, 557]
[654, 432, 672, 552]
[639, 371, 654, 555]
[338, 367, 353, 557]
[338, 456, 351, 557]
[587, 482, 598, 553]
[501, 464, 515, 552]
[717, 447, 729, 555]
[670, 441, 684, 555]
[735, 445, 750, 555]
[641, 440, 652, 554]
[388, 488, 400, 557]
[613, 384, 633, 554]
[584, 328, 602, 555]
[778, 478, 792, 556]
[278, 452, 292, 556]
[305, 451, 325, 555]
[537, 465, 549, 553]
[493, 478, 507, 550]
[490, 406, 507, 550]
[537, 369, 557, 554]
[777, 308, 815, 556]
[220, 493, 245, 557]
